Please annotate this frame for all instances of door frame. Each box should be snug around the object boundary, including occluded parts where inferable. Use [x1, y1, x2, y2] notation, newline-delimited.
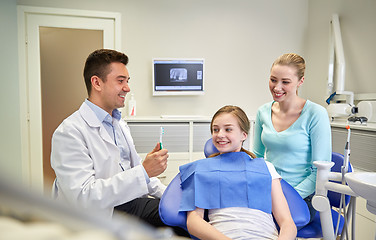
[17, 5, 121, 191]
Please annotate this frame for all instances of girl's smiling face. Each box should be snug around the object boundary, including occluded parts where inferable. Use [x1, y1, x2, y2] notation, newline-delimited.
[211, 113, 247, 153]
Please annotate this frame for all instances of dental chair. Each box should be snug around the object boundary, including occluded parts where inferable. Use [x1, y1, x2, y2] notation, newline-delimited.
[297, 152, 353, 239]
[159, 138, 310, 236]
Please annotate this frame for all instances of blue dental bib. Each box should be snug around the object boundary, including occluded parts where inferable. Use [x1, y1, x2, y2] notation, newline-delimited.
[179, 151, 272, 214]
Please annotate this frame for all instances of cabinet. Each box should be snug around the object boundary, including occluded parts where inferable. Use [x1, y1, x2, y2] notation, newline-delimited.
[330, 121, 376, 239]
[125, 116, 211, 184]
[125, 116, 253, 184]
[331, 122, 376, 172]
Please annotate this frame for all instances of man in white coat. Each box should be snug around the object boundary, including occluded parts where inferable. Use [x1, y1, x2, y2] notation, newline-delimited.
[51, 49, 183, 233]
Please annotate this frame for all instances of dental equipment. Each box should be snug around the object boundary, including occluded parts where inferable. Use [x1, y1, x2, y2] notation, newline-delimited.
[312, 125, 359, 240]
[343, 125, 351, 174]
[326, 14, 357, 119]
[335, 125, 351, 238]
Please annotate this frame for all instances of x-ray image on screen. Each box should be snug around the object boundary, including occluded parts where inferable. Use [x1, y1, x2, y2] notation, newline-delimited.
[170, 68, 188, 82]
[152, 58, 204, 96]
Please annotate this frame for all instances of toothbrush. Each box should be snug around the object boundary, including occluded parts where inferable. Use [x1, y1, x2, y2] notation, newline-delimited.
[159, 127, 164, 150]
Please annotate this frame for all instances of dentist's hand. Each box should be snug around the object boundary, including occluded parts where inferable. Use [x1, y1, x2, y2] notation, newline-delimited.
[143, 143, 168, 178]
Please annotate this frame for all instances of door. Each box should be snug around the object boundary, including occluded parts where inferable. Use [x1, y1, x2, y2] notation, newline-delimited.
[40, 27, 103, 192]
[18, 6, 121, 192]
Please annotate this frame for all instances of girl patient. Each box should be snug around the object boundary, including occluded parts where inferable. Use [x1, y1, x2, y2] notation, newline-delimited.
[178, 105, 296, 240]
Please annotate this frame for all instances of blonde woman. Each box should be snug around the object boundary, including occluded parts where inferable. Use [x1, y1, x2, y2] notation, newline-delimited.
[253, 53, 332, 224]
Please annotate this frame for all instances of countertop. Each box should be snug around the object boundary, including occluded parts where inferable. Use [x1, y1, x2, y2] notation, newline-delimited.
[330, 120, 376, 132]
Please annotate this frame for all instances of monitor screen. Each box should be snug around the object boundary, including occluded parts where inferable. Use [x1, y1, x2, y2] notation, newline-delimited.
[152, 58, 205, 96]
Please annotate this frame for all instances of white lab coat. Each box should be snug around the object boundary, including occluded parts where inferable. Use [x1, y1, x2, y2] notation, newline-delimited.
[51, 102, 166, 217]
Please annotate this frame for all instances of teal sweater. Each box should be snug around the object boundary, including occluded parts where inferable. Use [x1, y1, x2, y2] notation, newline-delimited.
[253, 100, 332, 199]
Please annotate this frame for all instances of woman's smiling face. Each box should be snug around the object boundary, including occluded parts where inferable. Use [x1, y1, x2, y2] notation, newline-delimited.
[269, 64, 303, 103]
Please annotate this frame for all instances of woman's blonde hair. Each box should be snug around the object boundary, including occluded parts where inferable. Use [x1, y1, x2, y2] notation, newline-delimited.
[271, 53, 305, 80]
[209, 105, 256, 159]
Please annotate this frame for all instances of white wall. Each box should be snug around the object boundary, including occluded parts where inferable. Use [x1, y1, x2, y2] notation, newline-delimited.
[16, 0, 308, 118]
[0, 0, 22, 180]
[120, 0, 308, 118]
[302, 0, 376, 105]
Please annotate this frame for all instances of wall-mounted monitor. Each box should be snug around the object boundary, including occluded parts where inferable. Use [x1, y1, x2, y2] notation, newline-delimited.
[152, 58, 205, 96]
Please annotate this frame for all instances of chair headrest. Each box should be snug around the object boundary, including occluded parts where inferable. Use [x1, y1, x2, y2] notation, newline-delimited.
[204, 138, 219, 157]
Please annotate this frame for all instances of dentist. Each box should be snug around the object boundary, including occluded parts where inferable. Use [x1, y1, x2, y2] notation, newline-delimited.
[51, 49, 168, 227]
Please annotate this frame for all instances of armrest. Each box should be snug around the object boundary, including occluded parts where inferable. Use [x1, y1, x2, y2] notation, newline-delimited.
[159, 173, 187, 230]
[280, 179, 310, 228]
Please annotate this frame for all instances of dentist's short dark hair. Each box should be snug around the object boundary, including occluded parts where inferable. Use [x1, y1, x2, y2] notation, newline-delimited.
[83, 49, 129, 96]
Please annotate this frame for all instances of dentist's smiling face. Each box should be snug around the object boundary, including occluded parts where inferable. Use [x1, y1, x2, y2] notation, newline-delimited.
[211, 113, 247, 153]
[269, 64, 303, 103]
[98, 62, 130, 114]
